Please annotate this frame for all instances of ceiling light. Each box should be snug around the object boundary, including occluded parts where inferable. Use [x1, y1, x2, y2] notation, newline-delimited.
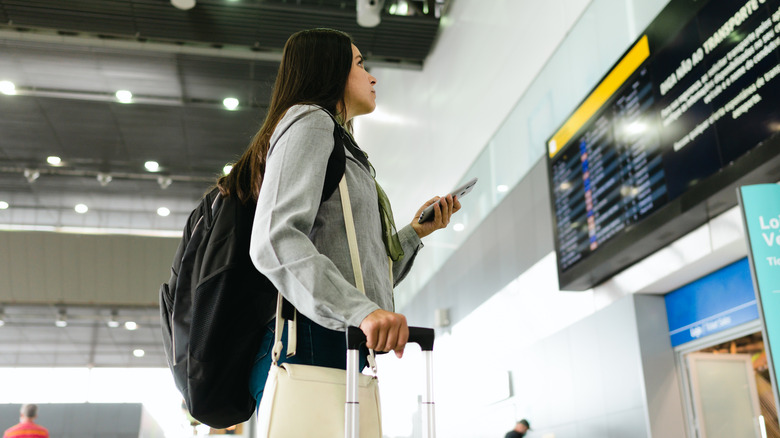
[0, 201, 8, 210]
[171, 0, 196, 10]
[133, 349, 145, 358]
[497, 185, 509, 193]
[144, 161, 160, 172]
[24, 169, 40, 183]
[47, 156, 62, 166]
[107, 310, 120, 328]
[115, 90, 133, 103]
[0, 80, 16, 95]
[125, 321, 138, 331]
[453, 223, 465, 232]
[223, 164, 233, 175]
[157, 207, 170, 217]
[223, 97, 239, 110]
[97, 173, 112, 186]
[55, 309, 67, 328]
[74, 204, 89, 214]
[393, 0, 408, 15]
[157, 176, 172, 189]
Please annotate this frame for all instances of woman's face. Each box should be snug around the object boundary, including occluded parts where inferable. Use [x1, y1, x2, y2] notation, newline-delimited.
[343, 44, 377, 121]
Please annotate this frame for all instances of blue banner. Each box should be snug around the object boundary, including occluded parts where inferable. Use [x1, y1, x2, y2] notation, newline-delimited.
[739, 183, 780, 415]
[665, 258, 758, 347]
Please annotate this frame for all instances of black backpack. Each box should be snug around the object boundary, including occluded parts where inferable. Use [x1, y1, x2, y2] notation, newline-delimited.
[160, 118, 347, 429]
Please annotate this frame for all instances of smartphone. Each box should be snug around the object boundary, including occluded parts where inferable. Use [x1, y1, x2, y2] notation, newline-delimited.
[417, 177, 478, 223]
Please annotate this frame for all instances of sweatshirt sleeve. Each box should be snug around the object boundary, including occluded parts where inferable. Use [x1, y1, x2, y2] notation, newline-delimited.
[391, 224, 424, 286]
[249, 108, 379, 331]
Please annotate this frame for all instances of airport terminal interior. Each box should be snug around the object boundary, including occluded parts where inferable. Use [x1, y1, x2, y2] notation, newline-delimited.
[1, 0, 780, 437]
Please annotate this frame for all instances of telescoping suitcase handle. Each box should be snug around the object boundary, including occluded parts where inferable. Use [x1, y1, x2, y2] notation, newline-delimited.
[345, 326, 436, 438]
[346, 326, 435, 351]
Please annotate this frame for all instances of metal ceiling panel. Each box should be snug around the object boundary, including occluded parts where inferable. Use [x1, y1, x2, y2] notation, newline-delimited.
[0, 0, 439, 64]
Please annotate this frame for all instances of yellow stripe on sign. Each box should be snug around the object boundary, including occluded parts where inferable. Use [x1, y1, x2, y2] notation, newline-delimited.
[548, 35, 650, 158]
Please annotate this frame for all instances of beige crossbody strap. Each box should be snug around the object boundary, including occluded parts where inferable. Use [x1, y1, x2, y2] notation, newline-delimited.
[340, 174, 380, 371]
[339, 174, 365, 294]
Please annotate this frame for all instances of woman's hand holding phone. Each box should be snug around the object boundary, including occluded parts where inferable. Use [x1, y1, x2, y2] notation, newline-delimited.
[410, 177, 475, 238]
[411, 193, 461, 239]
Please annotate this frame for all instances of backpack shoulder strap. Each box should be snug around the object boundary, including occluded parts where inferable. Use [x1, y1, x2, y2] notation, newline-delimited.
[321, 119, 347, 203]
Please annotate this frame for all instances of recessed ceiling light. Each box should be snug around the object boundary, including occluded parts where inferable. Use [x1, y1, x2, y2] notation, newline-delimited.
[47, 156, 62, 166]
[497, 185, 509, 193]
[453, 223, 465, 232]
[0, 201, 8, 210]
[74, 204, 89, 214]
[389, 0, 409, 15]
[133, 349, 145, 358]
[144, 161, 160, 172]
[157, 207, 170, 217]
[115, 90, 132, 103]
[223, 97, 239, 110]
[125, 321, 138, 331]
[223, 164, 233, 175]
[0, 80, 16, 96]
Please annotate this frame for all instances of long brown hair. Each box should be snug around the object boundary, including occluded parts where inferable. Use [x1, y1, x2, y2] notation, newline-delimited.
[217, 28, 354, 204]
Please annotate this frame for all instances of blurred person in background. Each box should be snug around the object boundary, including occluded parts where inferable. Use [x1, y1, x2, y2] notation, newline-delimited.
[505, 418, 531, 438]
[3, 404, 49, 438]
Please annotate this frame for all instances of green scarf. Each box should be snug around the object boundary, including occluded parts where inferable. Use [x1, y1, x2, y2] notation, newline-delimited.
[374, 179, 404, 261]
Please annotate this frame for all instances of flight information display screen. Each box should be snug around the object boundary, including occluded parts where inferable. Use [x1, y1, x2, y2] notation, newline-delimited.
[547, 0, 780, 289]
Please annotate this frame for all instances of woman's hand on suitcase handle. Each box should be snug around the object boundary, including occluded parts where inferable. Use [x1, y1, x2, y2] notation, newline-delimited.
[359, 309, 409, 358]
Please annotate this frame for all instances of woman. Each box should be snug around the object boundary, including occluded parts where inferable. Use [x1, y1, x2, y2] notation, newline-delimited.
[218, 28, 460, 405]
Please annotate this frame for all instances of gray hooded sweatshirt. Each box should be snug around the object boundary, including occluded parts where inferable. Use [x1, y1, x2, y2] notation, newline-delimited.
[249, 105, 423, 331]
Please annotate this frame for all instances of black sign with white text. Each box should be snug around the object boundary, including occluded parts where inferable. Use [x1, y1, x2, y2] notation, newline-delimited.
[548, 0, 780, 289]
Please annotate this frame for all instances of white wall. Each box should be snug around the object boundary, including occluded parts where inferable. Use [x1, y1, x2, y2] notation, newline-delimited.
[355, 0, 593, 223]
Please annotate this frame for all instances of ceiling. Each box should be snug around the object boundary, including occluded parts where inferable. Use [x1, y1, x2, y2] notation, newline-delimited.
[0, 304, 166, 367]
[0, 0, 444, 368]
